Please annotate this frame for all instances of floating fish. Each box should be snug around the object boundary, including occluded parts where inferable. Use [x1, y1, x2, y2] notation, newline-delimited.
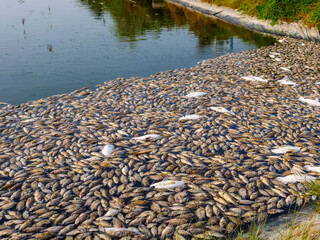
[179, 114, 203, 120]
[278, 76, 297, 86]
[20, 118, 39, 123]
[241, 76, 268, 82]
[210, 107, 235, 115]
[97, 208, 119, 220]
[305, 165, 320, 173]
[270, 52, 281, 55]
[269, 54, 275, 58]
[151, 180, 184, 189]
[117, 130, 128, 136]
[280, 67, 291, 72]
[185, 92, 207, 98]
[299, 97, 320, 106]
[101, 227, 143, 238]
[271, 146, 300, 154]
[278, 39, 285, 43]
[105, 208, 120, 217]
[276, 174, 315, 184]
[132, 134, 160, 141]
[275, 58, 281, 62]
[195, 128, 204, 133]
[101, 144, 114, 157]
[84, 156, 101, 161]
[290, 165, 304, 174]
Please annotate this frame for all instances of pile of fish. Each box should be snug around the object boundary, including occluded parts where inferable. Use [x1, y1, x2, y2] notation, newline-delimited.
[1, 37, 320, 239]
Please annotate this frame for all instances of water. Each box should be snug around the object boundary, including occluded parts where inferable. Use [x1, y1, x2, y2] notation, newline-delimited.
[0, 0, 275, 105]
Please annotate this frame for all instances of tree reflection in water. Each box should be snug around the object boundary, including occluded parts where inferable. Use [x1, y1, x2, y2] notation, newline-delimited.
[78, 0, 275, 49]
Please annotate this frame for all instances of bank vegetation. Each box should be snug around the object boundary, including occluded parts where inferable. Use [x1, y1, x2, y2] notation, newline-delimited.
[201, 0, 320, 29]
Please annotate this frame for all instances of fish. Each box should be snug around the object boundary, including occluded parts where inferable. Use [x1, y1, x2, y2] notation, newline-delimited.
[280, 67, 291, 72]
[101, 227, 143, 238]
[132, 134, 160, 141]
[185, 92, 207, 98]
[241, 76, 268, 82]
[101, 144, 114, 157]
[276, 174, 315, 184]
[278, 76, 297, 86]
[151, 180, 184, 189]
[179, 115, 203, 120]
[271, 146, 300, 154]
[305, 165, 320, 173]
[210, 107, 235, 115]
[299, 97, 320, 106]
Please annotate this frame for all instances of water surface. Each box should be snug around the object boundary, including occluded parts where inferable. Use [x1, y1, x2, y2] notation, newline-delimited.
[0, 0, 275, 105]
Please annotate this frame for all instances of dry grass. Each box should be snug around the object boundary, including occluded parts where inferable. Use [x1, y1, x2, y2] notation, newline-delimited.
[232, 180, 320, 240]
[269, 214, 320, 240]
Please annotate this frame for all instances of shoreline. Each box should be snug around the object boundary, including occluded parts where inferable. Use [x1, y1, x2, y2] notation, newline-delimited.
[166, 0, 320, 41]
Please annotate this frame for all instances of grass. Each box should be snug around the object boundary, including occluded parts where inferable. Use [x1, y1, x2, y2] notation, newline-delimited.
[231, 211, 320, 240]
[232, 220, 266, 240]
[232, 180, 320, 240]
[271, 215, 320, 240]
[171, 180, 320, 239]
[305, 180, 320, 212]
[201, 0, 320, 29]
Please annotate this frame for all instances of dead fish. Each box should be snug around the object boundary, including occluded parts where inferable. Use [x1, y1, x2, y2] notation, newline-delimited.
[101, 144, 114, 157]
[185, 92, 207, 98]
[151, 180, 184, 189]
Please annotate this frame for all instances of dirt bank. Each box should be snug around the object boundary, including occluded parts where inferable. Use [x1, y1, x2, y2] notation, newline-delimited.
[167, 0, 320, 41]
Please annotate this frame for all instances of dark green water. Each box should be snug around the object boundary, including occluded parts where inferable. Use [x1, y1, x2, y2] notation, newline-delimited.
[0, 0, 275, 105]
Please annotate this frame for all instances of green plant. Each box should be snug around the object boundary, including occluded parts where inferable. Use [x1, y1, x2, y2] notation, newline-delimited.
[310, 4, 320, 29]
[305, 180, 320, 212]
[255, 0, 319, 25]
[232, 220, 266, 240]
[275, 215, 320, 240]
[201, 0, 320, 29]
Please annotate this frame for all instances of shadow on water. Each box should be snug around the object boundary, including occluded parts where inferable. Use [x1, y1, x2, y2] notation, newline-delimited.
[79, 0, 275, 48]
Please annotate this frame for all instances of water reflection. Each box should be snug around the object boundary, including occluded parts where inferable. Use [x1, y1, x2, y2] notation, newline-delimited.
[152, 0, 166, 9]
[0, 0, 275, 105]
[80, 0, 174, 44]
[79, 0, 274, 48]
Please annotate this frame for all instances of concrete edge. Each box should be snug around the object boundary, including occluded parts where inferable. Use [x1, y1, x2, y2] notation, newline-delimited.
[166, 0, 320, 41]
